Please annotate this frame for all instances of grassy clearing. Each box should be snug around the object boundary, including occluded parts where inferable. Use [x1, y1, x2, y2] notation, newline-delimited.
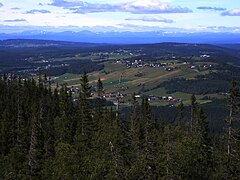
[144, 87, 167, 96]
[54, 60, 221, 106]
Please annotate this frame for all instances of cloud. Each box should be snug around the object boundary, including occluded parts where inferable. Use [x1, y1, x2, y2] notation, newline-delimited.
[4, 19, 27, 22]
[49, 0, 192, 14]
[0, 2, 3, 8]
[197, 6, 226, 11]
[221, 9, 240, 16]
[206, 26, 240, 32]
[11, 7, 21, 10]
[49, 0, 84, 8]
[25, 9, 51, 14]
[39, 3, 43, 6]
[123, 0, 192, 14]
[70, 3, 120, 14]
[126, 16, 174, 23]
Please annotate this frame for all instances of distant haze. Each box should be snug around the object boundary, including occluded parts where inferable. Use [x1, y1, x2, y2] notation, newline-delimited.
[0, 0, 240, 34]
[0, 31, 240, 44]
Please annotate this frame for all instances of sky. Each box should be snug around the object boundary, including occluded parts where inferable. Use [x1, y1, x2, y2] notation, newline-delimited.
[0, 0, 240, 33]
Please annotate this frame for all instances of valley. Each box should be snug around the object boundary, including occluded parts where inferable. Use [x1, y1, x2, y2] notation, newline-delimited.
[1, 39, 238, 108]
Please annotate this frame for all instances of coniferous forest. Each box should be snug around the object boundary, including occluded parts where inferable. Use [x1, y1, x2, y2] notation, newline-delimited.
[0, 73, 240, 179]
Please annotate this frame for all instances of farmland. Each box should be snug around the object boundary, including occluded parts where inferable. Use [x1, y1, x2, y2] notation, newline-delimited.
[55, 59, 223, 106]
[0, 39, 239, 108]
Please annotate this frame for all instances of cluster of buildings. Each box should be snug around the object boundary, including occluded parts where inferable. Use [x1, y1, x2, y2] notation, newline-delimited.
[116, 59, 178, 72]
[189, 64, 214, 71]
[102, 92, 124, 99]
[139, 95, 182, 103]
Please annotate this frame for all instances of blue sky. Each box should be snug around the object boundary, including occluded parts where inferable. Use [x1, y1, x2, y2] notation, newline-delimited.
[0, 0, 240, 33]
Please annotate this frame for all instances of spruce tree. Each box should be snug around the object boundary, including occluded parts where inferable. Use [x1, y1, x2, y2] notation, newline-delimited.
[139, 97, 157, 178]
[225, 79, 240, 178]
[28, 105, 44, 179]
[54, 85, 74, 144]
[126, 93, 142, 178]
[177, 101, 184, 127]
[195, 107, 213, 179]
[94, 78, 104, 127]
[75, 72, 94, 177]
[190, 93, 197, 132]
[76, 71, 93, 139]
[52, 142, 79, 179]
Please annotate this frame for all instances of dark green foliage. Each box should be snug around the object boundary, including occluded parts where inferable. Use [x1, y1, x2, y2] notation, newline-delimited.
[94, 78, 104, 128]
[195, 107, 213, 179]
[223, 79, 240, 179]
[52, 142, 79, 179]
[177, 101, 184, 127]
[160, 78, 230, 94]
[76, 72, 93, 141]
[0, 74, 240, 179]
[190, 93, 197, 132]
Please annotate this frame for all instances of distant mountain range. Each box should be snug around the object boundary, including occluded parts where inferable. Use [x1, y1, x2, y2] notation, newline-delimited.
[1, 31, 240, 44]
[0, 39, 103, 48]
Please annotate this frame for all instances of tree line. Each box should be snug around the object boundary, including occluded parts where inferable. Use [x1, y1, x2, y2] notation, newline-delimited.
[0, 73, 240, 179]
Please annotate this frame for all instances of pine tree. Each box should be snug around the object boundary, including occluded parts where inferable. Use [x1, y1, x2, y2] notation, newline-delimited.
[190, 93, 197, 132]
[94, 78, 104, 127]
[0, 104, 12, 157]
[177, 101, 184, 127]
[130, 94, 140, 153]
[42, 88, 55, 158]
[76, 71, 93, 139]
[139, 97, 157, 178]
[97, 77, 103, 97]
[54, 85, 74, 144]
[225, 79, 240, 178]
[195, 107, 213, 179]
[2, 74, 240, 179]
[74, 72, 94, 177]
[165, 125, 174, 178]
[28, 105, 44, 179]
[141, 97, 152, 140]
[126, 93, 142, 178]
[52, 142, 79, 179]
[106, 113, 125, 179]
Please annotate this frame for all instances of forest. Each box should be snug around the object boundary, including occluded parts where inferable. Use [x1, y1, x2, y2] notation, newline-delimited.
[156, 62, 240, 95]
[0, 73, 240, 179]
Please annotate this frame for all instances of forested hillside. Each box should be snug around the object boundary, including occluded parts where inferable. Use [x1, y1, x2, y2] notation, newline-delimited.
[0, 73, 240, 179]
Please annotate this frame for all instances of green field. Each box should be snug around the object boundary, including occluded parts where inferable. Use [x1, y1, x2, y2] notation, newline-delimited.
[53, 59, 224, 106]
[48, 53, 136, 62]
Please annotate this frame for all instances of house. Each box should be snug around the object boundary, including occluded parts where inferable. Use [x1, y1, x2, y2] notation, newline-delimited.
[191, 66, 196, 69]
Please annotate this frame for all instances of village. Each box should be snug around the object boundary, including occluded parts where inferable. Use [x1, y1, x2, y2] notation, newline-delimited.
[114, 54, 213, 72]
[5, 47, 216, 108]
[63, 54, 209, 109]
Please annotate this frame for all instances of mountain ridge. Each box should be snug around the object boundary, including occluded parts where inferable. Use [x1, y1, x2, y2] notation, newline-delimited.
[1, 31, 240, 44]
